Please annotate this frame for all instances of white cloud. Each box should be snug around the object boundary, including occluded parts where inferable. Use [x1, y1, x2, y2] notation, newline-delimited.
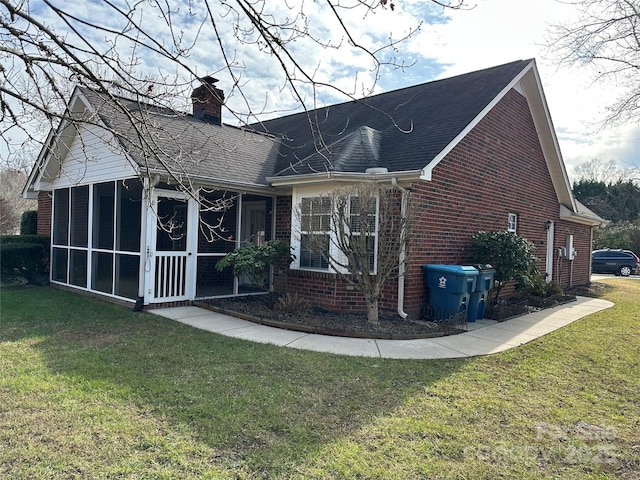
[392, 0, 638, 180]
[4, 0, 638, 180]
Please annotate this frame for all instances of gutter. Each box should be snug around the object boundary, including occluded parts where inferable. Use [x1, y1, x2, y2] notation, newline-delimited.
[145, 168, 276, 195]
[266, 169, 421, 188]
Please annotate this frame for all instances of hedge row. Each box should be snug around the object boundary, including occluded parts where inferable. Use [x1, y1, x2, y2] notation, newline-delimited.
[0, 235, 50, 284]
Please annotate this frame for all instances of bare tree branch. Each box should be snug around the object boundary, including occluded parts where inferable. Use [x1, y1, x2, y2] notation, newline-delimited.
[545, 0, 640, 126]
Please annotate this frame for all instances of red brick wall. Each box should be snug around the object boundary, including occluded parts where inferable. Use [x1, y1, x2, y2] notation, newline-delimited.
[37, 191, 52, 235]
[274, 194, 400, 314]
[553, 221, 593, 289]
[274, 89, 592, 317]
[402, 89, 590, 317]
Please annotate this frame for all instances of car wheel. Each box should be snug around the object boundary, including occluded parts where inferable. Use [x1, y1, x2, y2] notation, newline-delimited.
[619, 265, 632, 277]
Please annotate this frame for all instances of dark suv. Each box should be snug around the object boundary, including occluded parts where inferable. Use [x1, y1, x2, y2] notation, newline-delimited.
[591, 249, 639, 277]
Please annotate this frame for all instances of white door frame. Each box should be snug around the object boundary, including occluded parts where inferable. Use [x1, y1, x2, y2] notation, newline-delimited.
[144, 189, 198, 303]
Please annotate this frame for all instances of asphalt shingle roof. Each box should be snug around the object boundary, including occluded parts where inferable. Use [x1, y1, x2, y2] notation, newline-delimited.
[77, 60, 530, 185]
[252, 59, 532, 176]
[80, 88, 281, 188]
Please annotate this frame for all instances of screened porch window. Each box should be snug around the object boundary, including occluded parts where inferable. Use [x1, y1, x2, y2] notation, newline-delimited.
[195, 192, 274, 298]
[50, 179, 142, 300]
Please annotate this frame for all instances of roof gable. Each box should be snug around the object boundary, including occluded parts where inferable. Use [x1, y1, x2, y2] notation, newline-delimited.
[24, 60, 580, 217]
[257, 59, 577, 213]
[254, 60, 533, 176]
[25, 87, 282, 195]
[79, 88, 282, 189]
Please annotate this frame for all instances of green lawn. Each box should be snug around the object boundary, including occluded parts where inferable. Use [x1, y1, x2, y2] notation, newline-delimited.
[1, 281, 638, 479]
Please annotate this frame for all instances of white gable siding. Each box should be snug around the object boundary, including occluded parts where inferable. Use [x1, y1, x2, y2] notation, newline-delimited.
[50, 123, 137, 189]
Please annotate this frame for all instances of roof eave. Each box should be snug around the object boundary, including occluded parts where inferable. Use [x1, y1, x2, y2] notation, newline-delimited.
[421, 60, 537, 181]
[520, 62, 577, 212]
[266, 169, 422, 187]
[421, 60, 578, 216]
[146, 168, 275, 195]
[559, 204, 607, 227]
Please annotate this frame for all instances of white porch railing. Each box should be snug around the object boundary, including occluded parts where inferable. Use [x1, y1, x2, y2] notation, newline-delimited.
[154, 252, 188, 301]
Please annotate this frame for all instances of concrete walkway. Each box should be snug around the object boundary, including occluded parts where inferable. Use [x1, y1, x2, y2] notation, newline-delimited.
[151, 296, 613, 359]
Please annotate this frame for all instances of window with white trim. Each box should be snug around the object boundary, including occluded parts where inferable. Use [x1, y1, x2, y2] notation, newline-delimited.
[507, 213, 518, 233]
[347, 196, 377, 273]
[295, 192, 379, 273]
[299, 197, 331, 269]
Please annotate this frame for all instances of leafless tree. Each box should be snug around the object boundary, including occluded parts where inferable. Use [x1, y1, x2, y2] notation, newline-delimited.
[545, 0, 640, 126]
[573, 158, 630, 184]
[296, 182, 411, 324]
[0, 168, 36, 234]
[1, 0, 468, 244]
[1, 0, 469, 175]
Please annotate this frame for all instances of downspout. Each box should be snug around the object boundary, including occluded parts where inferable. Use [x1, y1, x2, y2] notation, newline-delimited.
[392, 177, 409, 319]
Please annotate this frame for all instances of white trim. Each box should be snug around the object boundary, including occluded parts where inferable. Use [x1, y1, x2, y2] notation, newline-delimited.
[522, 65, 576, 212]
[268, 170, 420, 188]
[559, 203, 605, 226]
[420, 60, 578, 218]
[291, 184, 380, 275]
[507, 213, 518, 233]
[545, 221, 555, 283]
[421, 61, 535, 181]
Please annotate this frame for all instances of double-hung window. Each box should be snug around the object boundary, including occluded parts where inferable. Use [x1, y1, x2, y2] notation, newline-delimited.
[296, 192, 379, 273]
[299, 197, 331, 269]
[507, 213, 518, 233]
[347, 196, 377, 274]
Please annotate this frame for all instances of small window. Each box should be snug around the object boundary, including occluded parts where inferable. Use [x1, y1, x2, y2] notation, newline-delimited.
[507, 213, 518, 233]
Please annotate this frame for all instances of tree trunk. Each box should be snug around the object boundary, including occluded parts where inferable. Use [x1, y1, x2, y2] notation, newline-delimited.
[366, 298, 379, 325]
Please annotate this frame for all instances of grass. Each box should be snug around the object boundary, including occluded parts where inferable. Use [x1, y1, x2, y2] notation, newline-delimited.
[0, 280, 638, 479]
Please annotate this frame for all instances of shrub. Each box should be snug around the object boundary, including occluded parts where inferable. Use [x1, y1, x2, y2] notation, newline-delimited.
[0, 235, 50, 284]
[275, 293, 311, 316]
[517, 271, 547, 297]
[545, 281, 563, 296]
[517, 274, 564, 298]
[216, 240, 295, 287]
[468, 230, 539, 301]
[20, 210, 38, 235]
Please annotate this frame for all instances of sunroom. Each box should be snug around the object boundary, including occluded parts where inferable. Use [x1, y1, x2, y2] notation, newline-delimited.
[49, 177, 275, 306]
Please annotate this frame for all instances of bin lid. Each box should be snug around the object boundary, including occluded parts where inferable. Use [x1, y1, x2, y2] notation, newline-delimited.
[422, 264, 479, 276]
[473, 263, 494, 271]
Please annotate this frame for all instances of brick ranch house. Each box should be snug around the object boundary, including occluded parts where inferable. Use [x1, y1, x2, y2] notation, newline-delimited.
[24, 59, 603, 318]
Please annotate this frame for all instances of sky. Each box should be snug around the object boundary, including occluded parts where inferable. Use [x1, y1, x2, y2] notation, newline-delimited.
[307, 0, 639, 181]
[402, 0, 639, 180]
[3, 0, 639, 180]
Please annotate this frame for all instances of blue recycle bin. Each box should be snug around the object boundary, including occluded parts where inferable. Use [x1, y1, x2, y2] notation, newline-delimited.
[468, 265, 495, 322]
[422, 265, 479, 317]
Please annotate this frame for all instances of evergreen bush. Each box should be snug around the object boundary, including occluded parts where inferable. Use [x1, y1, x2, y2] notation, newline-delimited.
[468, 230, 538, 301]
[20, 210, 38, 235]
[0, 235, 50, 284]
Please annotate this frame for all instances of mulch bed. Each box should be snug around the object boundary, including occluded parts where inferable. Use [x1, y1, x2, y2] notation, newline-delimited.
[198, 286, 593, 338]
[197, 294, 459, 339]
[485, 294, 577, 321]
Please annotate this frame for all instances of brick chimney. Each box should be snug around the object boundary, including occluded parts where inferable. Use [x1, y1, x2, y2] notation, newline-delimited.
[191, 76, 224, 125]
